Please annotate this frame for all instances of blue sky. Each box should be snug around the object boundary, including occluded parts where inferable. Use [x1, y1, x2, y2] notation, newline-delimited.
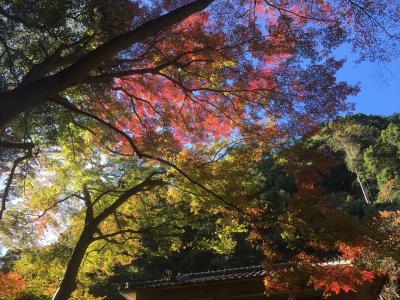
[335, 51, 400, 116]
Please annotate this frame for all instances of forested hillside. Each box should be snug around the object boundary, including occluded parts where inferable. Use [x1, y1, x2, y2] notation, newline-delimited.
[321, 114, 400, 206]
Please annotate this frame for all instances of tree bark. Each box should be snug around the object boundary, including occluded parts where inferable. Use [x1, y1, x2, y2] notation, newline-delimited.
[51, 225, 96, 300]
[51, 176, 163, 300]
[0, 0, 214, 128]
[0, 76, 61, 128]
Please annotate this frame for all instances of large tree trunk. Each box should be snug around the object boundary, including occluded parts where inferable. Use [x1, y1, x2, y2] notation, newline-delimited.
[0, 87, 47, 129]
[51, 225, 96, 300]
[0, 0, 213, 129]
[51, 177, 162, 300]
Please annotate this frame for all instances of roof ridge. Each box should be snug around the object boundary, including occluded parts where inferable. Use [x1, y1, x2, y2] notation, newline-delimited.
[121, 260, 352, 290]
[179, 265, 262, 276]
[122, 265, 266, 290]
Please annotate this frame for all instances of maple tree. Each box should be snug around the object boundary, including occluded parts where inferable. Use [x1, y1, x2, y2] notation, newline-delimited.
[1, 0, 400, 217]
[1, 114, 400, 299]
[0, 0, 399, 299]
[0, 137, 273, 299]
[246, 140, 368, 297]
[1, 132, 263, 299]
[0, 271, 26, 299]
[1, 137, 166, 299]
[251, 115, 400, 298]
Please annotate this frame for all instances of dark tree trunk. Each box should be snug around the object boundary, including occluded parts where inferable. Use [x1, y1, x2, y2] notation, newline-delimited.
[0, 75, 61, 128]
[51, 177, 162, 300]
[51, 225, 96, 300]
[0, 88, 45, 129]
[0, 0, 213, 129]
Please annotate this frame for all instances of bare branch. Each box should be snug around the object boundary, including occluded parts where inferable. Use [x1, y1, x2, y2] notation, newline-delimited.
[346, 0, 396, 38]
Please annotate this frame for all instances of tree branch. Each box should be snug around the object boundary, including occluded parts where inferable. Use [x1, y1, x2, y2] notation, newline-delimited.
[0, 149, 33, 220]
[92, 172, 164, 226]
[0, 0, 214, 127]
[51, 96, 249, 218]
[22, 39, 89, 84]
[92, 229, 142, 241]
[0, 141, 34, 150]
[82, 185, 94, 223]
[53, 0, 213, 86]
[34, 194, 82, 220]
[50, 95, 143, 157]
[83, 48, 213, 84]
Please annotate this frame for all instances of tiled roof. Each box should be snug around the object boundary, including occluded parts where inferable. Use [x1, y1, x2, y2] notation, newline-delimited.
[123, 265, 267, 290]
[121, 260, 352, 290]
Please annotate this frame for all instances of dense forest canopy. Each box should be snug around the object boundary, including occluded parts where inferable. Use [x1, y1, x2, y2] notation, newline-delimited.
[0, 0, 400, 299]
[2, 114, 400, 299]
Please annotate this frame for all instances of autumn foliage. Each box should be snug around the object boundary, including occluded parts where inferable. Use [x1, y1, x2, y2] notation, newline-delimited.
[239, 134, 386, 297]
[1, 0, 400, 299]
[76, 0, 365, 161]
[0, 271, 26, 298]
